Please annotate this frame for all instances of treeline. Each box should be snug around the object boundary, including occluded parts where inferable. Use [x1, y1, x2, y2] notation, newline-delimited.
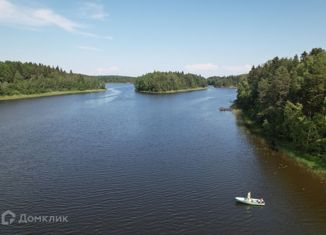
[207, 74, 247, 88]
[135, 71, 207, 92]
[236, 48, 326, 159]
[93, 75, 135, 83]
[0, 61, 105, 96]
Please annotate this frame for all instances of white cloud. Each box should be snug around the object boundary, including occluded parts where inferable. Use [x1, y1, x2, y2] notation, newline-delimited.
[103, 35, 113, 40]
[184, 63, 252, 76]
[81, 2, 108, 20]
[0, 0, 112, 39]
[33, 9, 79, 32]
[184, 63, 219, 72]
[96, 66, 119, 74]
[76, 45, 100, 51]
[221, 64, 252, 74]
[0, 0, 80, 32]
[77, 31, 113, 40]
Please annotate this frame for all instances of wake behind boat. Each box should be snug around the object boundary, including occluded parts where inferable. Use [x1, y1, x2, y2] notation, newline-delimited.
[235, 192, 265, 206]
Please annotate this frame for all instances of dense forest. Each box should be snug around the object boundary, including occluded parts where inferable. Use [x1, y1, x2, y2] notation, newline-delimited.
[207, 74, 247, 88]
[93, 75, 135, 83]
[236, 48, 326, 162]
[0, 61, 105, 96]
[134, 71, 207, 93]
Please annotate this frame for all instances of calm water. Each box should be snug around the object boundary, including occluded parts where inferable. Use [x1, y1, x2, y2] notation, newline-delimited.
[0, 84, 326, 234]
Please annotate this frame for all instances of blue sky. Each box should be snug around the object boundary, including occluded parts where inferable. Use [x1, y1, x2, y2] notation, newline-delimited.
[0, 0, 326, 77]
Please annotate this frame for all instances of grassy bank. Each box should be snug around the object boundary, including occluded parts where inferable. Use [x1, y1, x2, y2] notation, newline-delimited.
[278, 146, 326, 177]
[233, 108, 326, 178]
[137, 87, 207, 94]
[0, 89, 106, 101]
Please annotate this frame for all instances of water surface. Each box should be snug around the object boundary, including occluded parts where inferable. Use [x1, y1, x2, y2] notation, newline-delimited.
[0, 84, 325, 234]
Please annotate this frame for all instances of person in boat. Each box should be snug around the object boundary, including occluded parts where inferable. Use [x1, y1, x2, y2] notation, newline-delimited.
[247, 192, 251, 201]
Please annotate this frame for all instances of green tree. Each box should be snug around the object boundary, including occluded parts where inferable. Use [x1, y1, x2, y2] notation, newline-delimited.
[134, 71, 207, 92]
[236, 48, 326, 156]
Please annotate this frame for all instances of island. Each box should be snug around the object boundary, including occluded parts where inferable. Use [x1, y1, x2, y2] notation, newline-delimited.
[0, 61, 106, 101]
[235, 48, 326, 176]
[134, 71, 208, 94]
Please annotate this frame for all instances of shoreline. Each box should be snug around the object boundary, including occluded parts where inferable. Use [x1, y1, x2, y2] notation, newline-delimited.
[137, 87, 207, 94]
[233, 108, 326, 178]
[213, 86, 237, 89]
[0, 89, 106, 101]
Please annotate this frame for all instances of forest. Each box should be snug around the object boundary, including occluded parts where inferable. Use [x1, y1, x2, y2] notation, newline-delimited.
[236, 48, 326, 162]
[134, 71, 207, 93]
[93, 75, 135, 83]
[207, 74, 247, 88]
[0, 61, 105, 96]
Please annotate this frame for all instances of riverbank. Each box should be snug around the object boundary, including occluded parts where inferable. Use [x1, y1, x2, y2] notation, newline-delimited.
[233, 108, 326, 178]
[0, 89, 106, 101]
[137, 87, 207, 94]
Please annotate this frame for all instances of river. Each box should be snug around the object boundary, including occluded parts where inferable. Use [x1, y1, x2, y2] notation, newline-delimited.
[0, 84, 325, 234]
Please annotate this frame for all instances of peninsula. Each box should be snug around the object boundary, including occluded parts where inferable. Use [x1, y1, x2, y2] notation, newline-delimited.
[0, 61, 105, 101]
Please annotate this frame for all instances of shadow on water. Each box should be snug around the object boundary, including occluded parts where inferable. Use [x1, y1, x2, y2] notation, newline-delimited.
[235, 113, 326, 233]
